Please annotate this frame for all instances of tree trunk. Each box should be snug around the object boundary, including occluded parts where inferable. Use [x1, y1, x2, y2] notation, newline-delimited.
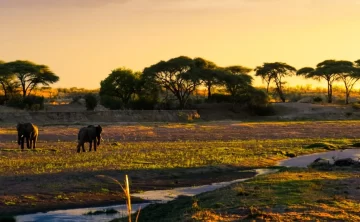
[327, 83, 332, 103]
[0, 82, 8, 100]
[345, 86, 350, 104]
[207, 85, 212, 99]
[266, 82, 270, 94]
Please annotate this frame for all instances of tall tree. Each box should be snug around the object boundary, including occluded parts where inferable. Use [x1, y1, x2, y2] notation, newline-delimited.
[220, 71, 253, 101]
[143, 56, 200, 109]
[100, 67, 140, 106]
[336, 60, 360, 104]
[254, 65, 274, 93]
[193, 57, 220, 99]
[297, 60, 354, 103]
[5, 60, 59, 98]
[255, 62, 296, 102]
[0, 61, 13, 100]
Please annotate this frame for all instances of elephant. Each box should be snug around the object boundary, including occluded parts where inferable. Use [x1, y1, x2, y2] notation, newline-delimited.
[77, 125, 102, 153]
[16, 122, 39, 150]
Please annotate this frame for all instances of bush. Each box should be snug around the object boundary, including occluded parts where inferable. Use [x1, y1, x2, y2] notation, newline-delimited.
[70, 95, 82, 104]
[7, 95, 44, 110]
[100, 95, 124, 110]
[313, 96, 323, 103]
[207, 93, 232, 103]
[130, 97, 158, 110]
[84, 94, 98, 111]
[247, 104, 276, 116]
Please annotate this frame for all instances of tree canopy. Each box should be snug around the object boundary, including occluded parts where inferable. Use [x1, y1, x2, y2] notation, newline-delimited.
[143, 56, 200, 109]
[5, 60, 59, 98]
[255, 62, 296, 102]
[99, 67, 140, 106]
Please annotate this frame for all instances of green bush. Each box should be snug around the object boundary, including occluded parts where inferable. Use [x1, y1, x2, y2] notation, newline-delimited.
[100, 95, 124, 110]
[313, 96, 323, 103]
[130, 97, 158, 110]
[84, 94, 98, 111]
[207, 93, 232, 103]
[7, 95, 44, 110]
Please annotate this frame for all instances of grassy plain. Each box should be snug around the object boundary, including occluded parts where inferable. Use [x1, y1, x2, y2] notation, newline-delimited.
[0, 121, 360, 218]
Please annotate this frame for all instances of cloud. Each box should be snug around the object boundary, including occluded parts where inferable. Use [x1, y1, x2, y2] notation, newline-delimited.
[0, 0, 129, 8]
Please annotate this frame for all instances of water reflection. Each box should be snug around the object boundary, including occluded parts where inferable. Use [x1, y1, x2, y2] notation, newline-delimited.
[278, 149, 360, 168]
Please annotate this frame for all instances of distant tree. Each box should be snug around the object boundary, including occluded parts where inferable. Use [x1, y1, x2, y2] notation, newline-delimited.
[100, 67, 139, 107]
[219, 70, 253, 102]
[0, 60, 14, 100]
[297, 60, 357, 104]
[336, 60, 360, 104]
[254, 65, 274, 93]
[193, 58, 221, 99]
[5, 60, 59, 99]
[255, 62, 296, 102]
[84, 93, 98, 111]
[143, 56, 201, 109]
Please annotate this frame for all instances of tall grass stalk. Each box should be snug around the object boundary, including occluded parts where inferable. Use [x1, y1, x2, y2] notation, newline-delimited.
[97, 174, 141, 222]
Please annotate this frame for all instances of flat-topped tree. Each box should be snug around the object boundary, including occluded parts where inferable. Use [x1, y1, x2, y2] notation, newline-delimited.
[5, 60, 59, 99]
[255, 62, 296, 102]
[0, 60, 15, 100]
[297, 60, 358, 104]
[339, 60, 360, 104]
[143, 56, 201, 109]
[193, 57, 220, 99]
[219, 69, 253, 102]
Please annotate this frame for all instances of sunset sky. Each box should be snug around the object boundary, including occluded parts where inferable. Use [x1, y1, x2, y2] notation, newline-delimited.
[1, 0, 360, 89]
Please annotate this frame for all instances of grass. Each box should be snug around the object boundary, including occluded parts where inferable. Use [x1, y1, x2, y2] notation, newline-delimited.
[1, 121, 360, 217]
[0, 138, 354, 176]
[125, 168, 360, 221]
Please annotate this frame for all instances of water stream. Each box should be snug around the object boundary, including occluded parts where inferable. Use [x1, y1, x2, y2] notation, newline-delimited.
[15, 149, 360, 222]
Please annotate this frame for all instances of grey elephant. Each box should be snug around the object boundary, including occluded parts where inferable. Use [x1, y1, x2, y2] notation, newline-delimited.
[77, 125, 103, 153]
[16, 122, 39, 150]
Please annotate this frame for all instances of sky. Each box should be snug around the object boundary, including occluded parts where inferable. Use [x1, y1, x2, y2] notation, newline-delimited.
[1, 0, 360, 89]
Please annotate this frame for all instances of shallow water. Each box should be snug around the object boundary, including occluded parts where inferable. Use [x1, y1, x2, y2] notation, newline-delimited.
[15, 169, 276, 222]
[278, 149, 360, 168]
[15, 203, 149, 222]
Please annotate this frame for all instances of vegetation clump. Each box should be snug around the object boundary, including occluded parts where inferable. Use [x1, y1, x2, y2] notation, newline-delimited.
[306, 142, 338, 150]
[84, 93, 98, 111]
[84, 208, 119, 215]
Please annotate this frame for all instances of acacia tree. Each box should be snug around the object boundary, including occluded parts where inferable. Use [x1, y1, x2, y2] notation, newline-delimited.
[254, 66, 273, 93]
[255, 62, 296, 102]
[100, 67, 140, 106]
[0, 61, 13, 100]
[5, 60, 59, 99]
[336, 60, 360, 104]
[143, 56, 201, 109]
[220, 71, 253, 101]
[297, 60, 355, 103]
[193, 57, 222, 99]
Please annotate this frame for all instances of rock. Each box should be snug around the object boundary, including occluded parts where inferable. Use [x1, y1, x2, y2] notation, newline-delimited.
[334, 158, 358, 166]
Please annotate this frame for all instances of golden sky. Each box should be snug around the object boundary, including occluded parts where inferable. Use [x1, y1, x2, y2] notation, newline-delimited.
[1, 0, 360, 89]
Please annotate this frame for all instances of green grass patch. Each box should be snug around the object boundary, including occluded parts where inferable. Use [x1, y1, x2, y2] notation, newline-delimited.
[121, 169, 360, 221]
[306, 142, 338, 150]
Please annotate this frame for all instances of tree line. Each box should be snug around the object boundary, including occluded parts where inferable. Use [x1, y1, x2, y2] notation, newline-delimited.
[1, 57, 360, 111]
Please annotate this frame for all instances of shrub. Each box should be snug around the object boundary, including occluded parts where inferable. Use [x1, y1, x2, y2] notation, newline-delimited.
[84, 94, 98, 111]
[7, 95, 44, 110]
[71, 95, 82, 104]
[100, 95, 124, 110]
[313, 96, 323, 103]
[207, 93, 232, 103]
[130, 97, 158, 110]
[352, 102, 360, 110]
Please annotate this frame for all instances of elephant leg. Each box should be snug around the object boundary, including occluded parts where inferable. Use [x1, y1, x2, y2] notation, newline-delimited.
[77, 144, 81, 153]
[89, 142, 92, 152]
[94, 140, 97, 152]
[20, 137, 25, 150]
[33, 136, 37, 149]
[26, 137, 30, 149]
[82, 144, 85, 152]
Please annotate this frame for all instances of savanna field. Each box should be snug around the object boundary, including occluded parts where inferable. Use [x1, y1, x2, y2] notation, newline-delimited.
[1, 121, 360, 221]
